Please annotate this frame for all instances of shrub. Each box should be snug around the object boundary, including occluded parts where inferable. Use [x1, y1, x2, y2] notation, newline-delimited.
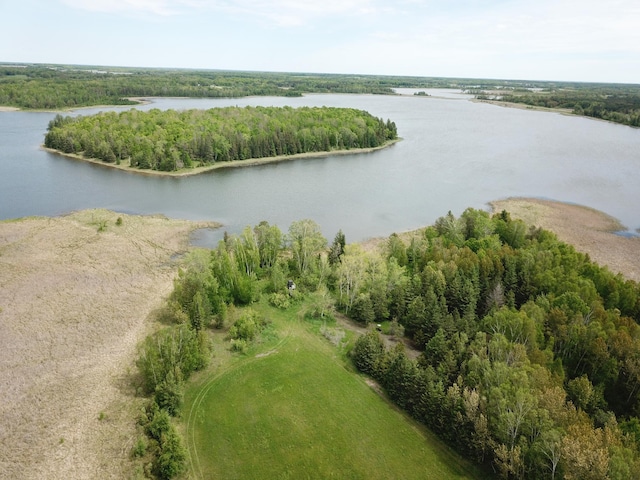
[143, 403, 171, 442]
[153, 428, 187, 480]
[229, 309, 263, 341]
[230, 338, 248, 353]
[131, 436, 148, 458]
[154, 371, 184, 417]
[269, 292, 291, 309]
[389, 319, 405, 338]
[138, 401, 187, 479]
[213, 302, 227, 329]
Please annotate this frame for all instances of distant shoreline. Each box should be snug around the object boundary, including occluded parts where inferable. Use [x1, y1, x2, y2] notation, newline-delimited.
[471, 98, 574, 115]
[42, 138, 401, 177]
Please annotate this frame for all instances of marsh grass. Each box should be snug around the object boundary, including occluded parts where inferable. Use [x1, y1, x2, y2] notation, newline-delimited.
[0, 209, 217, 479]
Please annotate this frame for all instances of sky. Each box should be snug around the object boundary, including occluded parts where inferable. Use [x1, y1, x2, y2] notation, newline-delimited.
[1, 0, 639, 83]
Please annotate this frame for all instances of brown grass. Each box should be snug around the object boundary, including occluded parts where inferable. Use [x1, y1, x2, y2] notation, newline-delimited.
[0, 210, 216, 479]
[491, 198, 640, 282]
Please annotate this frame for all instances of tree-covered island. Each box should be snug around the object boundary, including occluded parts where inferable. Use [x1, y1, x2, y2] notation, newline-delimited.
[44, 106, 398, 173]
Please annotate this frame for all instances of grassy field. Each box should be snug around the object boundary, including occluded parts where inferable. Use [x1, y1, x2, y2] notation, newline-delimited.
[184, 299, 486, 480]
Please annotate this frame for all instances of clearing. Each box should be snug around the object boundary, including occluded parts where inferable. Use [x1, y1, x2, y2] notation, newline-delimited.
[183, 299, 486, 480]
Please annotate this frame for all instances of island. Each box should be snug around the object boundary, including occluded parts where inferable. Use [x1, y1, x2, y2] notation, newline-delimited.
[44, 106, 399, 174]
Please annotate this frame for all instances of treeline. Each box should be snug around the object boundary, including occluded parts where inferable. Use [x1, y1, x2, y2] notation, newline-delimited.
[479, 85, 640, 127]
[139, 208, 640, 478]
[44, 106, 398, 171]
[3, 63, 622, 110]
[0, 65, 403, 109]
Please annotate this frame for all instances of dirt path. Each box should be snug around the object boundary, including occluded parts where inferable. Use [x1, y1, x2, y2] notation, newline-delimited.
[0, 210, 215, 480]
[491, 198, 640, 282]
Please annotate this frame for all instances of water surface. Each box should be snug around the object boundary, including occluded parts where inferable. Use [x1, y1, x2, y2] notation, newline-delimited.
[1, 93, 638, 243]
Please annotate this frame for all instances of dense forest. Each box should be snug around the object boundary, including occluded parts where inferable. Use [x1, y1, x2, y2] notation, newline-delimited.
[474, 84, 640, 127]
[44, 106, 398, 171]
[137, 209, 640, 479]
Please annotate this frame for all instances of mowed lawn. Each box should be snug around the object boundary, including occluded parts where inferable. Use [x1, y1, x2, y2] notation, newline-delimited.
[184, 303, 485, 480]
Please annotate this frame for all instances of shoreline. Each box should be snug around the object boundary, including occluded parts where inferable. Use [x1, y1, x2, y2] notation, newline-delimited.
[472, 98, 640, 129]
[490, 197, 640, 282]
[471, 98, 575, 115]
[42, 138, 401, 177]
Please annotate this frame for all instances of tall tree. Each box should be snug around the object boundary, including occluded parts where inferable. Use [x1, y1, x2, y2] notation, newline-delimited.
[287, 219, 326, 275]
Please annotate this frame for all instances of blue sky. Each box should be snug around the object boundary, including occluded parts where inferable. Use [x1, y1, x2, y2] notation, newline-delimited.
[2, 0, 639, 83]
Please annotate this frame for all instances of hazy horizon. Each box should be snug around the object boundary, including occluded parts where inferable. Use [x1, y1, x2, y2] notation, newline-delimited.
[2, 0, 639, 84]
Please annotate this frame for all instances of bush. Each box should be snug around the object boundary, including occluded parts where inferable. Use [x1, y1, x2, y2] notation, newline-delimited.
[269, 292, 291, 309]
[153, 429, 187, 480]
[131, 436, 148, 458]
[143, 403, 171, 442]
[140, 401, 187, 479]
[389, 319, 405, 338]
[229, 309, 264, 341]
[230, 338, 248, 353]
[154, 371, 184, 417]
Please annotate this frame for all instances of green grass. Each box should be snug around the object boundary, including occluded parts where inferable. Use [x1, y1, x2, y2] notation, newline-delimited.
[184, 299, 485, 480]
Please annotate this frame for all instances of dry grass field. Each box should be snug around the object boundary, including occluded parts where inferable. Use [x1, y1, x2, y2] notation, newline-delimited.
[0, 210, 215, 479]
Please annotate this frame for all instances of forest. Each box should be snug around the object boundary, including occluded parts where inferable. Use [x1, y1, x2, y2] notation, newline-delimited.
[135, 209, 640, 479]
[43, 106, 398, 171]
[0, 64, 404, 109]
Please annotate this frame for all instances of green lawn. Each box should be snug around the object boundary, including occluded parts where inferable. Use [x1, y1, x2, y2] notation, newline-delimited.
[184, 301, 485, 480]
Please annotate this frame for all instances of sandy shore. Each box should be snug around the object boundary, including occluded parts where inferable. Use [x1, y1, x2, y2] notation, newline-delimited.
[43, 139, 400, 177]
[0, 210, 217, 479]
[0, 106, 20, 112]
[491, 198, 640, 282]
[471, 98, 574, 115]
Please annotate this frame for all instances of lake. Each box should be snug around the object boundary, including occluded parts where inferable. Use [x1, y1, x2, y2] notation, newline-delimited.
[1, 91, 639, 243]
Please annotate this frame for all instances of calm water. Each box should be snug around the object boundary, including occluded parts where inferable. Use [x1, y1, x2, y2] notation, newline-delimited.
[1, 92, 639, 243]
